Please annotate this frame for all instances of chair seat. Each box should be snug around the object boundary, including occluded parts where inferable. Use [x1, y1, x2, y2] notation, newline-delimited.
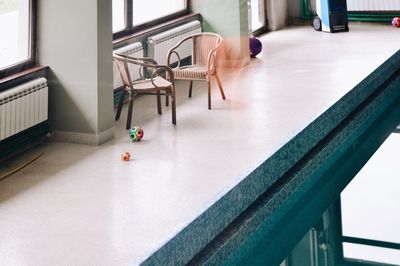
[132, 76, 172, 91]
[166, 32, 225, 109]
[173, 65, 215, 80]
[113, 53, 176, 128]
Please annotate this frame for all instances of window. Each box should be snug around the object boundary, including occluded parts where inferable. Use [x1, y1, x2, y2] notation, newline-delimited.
[132, 0, 186, 26]
[0, 0, 35, 79]
[112, 0, 125, 33]
[113, 0, 188, 38]
[250, 0, 266, 33]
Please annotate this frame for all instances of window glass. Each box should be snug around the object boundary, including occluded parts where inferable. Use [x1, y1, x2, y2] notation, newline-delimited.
[341, 133, 400, 244]
[341, 133, 400, 265]
[112, 0, 125, 33]
[0, 0, 30, 70]
[251, 0, 265, 32]
[343, 243, 400, 265]
[132, 0, 185, 26]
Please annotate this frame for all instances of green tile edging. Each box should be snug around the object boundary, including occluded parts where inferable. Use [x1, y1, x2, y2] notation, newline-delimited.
[141, 50, 400, 265]
[219, 61, 400, 266]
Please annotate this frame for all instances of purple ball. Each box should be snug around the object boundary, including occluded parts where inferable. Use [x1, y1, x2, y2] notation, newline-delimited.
[249, 36, 262, 58]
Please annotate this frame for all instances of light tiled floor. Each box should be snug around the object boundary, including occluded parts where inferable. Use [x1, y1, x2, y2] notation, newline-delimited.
[0, 23, 399, 265]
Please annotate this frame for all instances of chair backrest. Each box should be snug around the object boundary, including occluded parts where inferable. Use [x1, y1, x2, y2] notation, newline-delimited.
[192, 33, 223, 66]
[113, 53, 133, 89]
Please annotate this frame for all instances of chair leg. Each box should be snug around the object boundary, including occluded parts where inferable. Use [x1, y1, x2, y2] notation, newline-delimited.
[171, 88, 177, 125]
[115, 90, 125, 121]
[157, 91, 162, 115]
[188, 80, 193, 98]
[126, 94, 134, 130]
[207, 79, 211, 110]
[214, 71, 226, 100]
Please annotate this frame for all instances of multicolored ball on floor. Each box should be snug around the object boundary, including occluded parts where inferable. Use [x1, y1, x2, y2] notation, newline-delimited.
[121, 152, 131, 161]
[129, 126, 144, 141]
[392, 17, 400, 27]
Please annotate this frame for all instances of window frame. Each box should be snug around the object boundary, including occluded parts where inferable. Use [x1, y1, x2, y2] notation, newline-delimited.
[0, 0, 37, 80]
[113, 0, 190, 40]
[251, 0, 268, 37]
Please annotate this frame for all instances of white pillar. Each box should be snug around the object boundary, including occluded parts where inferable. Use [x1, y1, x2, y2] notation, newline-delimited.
[38, 0, 114, 145]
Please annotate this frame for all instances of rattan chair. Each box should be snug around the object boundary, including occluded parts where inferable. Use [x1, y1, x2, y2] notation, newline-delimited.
[114, 53, 176, 129]
[166, 32, 226, 110]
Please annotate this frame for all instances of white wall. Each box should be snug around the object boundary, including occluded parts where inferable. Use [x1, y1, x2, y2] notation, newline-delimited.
[38, 0, 114, 145]
[267, 0, 288, 31]
[287, 0, 315, 19]
[288, 0, 302, 18]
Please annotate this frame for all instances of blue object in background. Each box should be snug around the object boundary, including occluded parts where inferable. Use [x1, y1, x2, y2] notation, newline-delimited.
[313, 0, 349, 32]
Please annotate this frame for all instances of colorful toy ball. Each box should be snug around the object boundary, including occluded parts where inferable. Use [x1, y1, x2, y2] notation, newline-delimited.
[392, 17, 400, 27]
[121, 152, 131, 161]
[249, 36, 262, 58]
[129, 126, 144, 141]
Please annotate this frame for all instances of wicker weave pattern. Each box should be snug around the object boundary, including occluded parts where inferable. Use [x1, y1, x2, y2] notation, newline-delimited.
[167, 32, 226, 109]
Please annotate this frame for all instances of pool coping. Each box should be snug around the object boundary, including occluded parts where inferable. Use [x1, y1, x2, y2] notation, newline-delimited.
[142, 50, 400, 265]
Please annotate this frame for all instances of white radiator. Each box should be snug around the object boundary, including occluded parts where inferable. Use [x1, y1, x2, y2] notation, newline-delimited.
[147, 20, 202, 66]
[0, 78, 48, 141]
[347, 0, 400, 11]
[113, 42, 144, 89]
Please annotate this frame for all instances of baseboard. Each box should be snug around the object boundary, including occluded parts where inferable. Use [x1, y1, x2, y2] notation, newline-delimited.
[0, 121, 49, 162]
[51, 127, 115, 146]
[288, 17, 312, 26]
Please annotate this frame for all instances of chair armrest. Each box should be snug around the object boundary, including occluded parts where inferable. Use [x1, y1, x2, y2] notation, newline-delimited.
[114, 52, 174, 87]
[207, 39, 223, 73]
[166, 35, 193, 67]
[115, 53, 166, 79]
[114, 53, 158, 66]
[150, 65, 175, 88]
